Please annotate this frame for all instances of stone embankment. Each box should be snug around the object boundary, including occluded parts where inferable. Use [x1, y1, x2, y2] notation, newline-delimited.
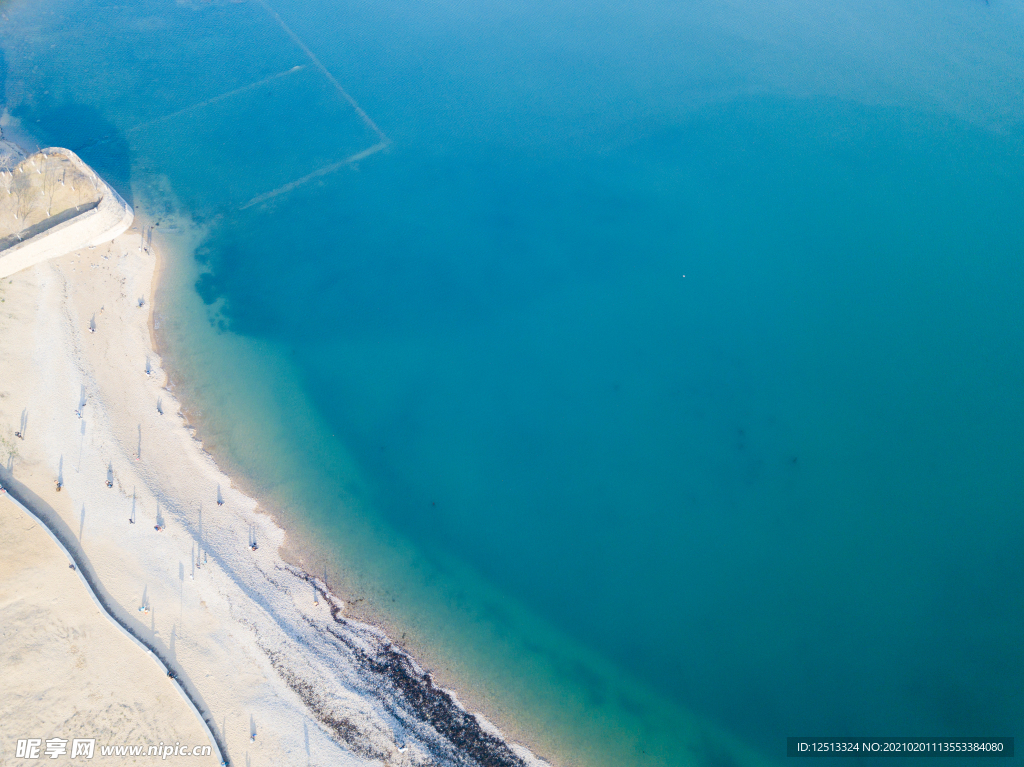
[0, 147, 133, 279]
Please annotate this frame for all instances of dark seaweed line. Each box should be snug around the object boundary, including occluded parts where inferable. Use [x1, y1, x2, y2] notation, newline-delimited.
[0, 474, 231, 766]
[290, 567, 534, 767]
[1, 471, 535, 767]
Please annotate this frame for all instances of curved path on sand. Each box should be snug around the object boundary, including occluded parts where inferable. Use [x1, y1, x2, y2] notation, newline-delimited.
[0, 476, 230, 767]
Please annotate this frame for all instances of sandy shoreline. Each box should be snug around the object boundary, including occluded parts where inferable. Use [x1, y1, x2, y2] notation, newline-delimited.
[0, 122, 764, 767]
[0, 141, 550, 765]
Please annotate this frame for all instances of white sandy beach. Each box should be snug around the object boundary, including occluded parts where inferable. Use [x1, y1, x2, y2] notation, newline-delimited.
[0, 148, 549, 767]
[0, 491, 213, 765]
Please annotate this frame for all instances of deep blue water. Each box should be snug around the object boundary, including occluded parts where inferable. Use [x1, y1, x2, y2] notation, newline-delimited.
[3, 0, 1023, 764]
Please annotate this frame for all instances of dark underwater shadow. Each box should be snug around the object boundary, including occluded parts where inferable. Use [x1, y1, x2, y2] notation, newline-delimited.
[12, 99, 133, 204]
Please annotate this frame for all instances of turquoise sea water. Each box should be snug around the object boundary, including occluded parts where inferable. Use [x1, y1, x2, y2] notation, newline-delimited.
[3, 1, 1023, 765]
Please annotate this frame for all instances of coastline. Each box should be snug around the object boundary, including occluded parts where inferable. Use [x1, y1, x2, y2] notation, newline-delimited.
[0, 21, 769, 766]
[146, 202, 770, 767]
[3, 0, 1022, 758]
[0, 104, 772, 764]
[147, 207, 569, 767]
[0, 175, 552, 767]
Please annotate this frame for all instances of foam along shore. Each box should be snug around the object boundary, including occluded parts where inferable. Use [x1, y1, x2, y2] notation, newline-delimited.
[0, 164, 550, 766]
[0, 148, 134, 280]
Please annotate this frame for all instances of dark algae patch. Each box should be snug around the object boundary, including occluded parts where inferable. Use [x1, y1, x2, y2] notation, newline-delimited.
[283, 567, 532, 767]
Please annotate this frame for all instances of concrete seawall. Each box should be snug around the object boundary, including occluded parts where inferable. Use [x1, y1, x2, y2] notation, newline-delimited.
[0, 148, 133, 280]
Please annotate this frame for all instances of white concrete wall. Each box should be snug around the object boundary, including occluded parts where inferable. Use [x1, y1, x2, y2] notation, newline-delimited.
[0, 148, 133, 280]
